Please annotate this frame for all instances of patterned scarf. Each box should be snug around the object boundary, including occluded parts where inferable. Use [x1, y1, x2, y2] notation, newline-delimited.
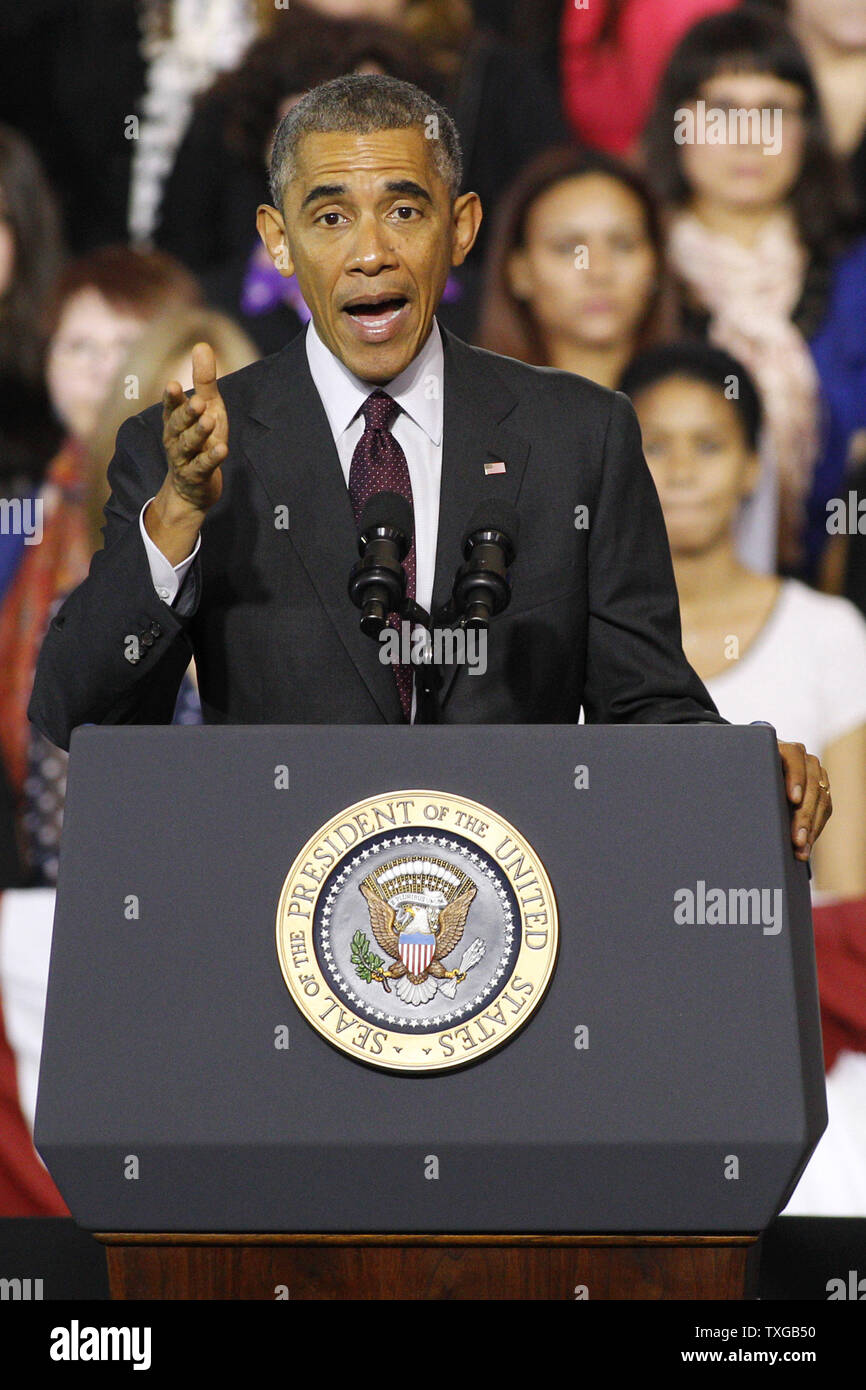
[0, 439, 91, 796]
[668, 211, 821, 571]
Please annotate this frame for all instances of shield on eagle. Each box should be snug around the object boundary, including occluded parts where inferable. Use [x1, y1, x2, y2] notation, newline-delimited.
[399, 930, 436, 976]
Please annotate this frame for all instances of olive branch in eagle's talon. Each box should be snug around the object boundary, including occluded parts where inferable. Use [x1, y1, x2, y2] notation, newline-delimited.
[350, 930, 390, 990]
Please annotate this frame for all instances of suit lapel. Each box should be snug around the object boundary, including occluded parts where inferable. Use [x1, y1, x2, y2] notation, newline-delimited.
[240, 332, 402, 722]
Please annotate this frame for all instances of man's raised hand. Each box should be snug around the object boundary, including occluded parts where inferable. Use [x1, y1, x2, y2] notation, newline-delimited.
[145, 343, 228, 567]
[161, 342, 228, 514]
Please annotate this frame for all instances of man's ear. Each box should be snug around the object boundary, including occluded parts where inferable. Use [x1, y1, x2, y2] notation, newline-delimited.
[450, 191, 483, 268]
[256, 204, 294, 277]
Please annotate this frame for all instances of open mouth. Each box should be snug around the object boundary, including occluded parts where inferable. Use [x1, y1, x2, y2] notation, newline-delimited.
[340, 294, 411, 340]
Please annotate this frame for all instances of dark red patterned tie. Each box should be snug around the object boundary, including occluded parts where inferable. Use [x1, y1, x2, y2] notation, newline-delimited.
[348, 390, 416, 721]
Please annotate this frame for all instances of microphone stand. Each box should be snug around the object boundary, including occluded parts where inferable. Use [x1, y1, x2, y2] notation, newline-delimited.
[398, 597, 442, 725]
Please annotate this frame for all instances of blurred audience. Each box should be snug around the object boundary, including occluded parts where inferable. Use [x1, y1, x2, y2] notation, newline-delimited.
[468, 0, 564, 85]
[0, 247, 201, 870]
[645, 5, 866, 581]
[128, 0, 275, 244]
[300, 0, 406, 14]
[622, 342, 866, 899]
[21, 308, 260, 889]
[476, 146, 665, 388]
[0, 128, 65, 527]
[43, 251, 200, 444]
[764, 0, 866, 218]
[814, 431, 866, 600]
[0, 130, 65, 892]
[0, 2, 279, 253]
[560, 0, 739, 156]
[0, 0, 143, 250]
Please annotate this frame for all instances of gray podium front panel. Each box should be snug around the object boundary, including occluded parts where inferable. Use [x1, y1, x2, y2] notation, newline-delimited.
[35, 724, 826, 1232]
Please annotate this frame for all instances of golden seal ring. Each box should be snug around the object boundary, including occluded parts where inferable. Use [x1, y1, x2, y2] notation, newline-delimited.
[276, 789, 559, 1073]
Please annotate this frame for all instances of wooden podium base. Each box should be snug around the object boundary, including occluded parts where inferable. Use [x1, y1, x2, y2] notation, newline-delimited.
[96, 1233, 760, 1300]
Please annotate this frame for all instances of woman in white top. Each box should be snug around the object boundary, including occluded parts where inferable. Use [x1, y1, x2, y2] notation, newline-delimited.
[621, 341, 866, 898]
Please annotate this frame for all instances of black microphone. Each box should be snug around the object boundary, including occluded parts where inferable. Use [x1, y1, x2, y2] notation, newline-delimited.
[450, 499, 519, 629]
[348, 490, 413, 638]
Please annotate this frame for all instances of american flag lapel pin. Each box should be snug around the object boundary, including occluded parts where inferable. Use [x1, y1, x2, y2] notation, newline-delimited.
[484, 460, 507, 475]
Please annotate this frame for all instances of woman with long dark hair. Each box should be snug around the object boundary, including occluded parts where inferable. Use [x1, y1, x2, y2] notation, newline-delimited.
[476, 145, 666, 388]
[644, 4, 866, 580]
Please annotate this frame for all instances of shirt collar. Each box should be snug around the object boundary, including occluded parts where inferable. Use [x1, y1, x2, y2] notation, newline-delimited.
[305, 314, 444, 447]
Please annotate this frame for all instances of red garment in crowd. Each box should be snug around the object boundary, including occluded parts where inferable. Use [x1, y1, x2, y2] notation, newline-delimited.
[0, 438, 91, 799]
[560, 0, 739, 155]
[0, 904, 67, 1214]
[812, 897, 866, 1072]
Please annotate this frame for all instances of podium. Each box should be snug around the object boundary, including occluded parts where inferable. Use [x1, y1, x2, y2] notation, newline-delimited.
[35, 724, 826, 1299]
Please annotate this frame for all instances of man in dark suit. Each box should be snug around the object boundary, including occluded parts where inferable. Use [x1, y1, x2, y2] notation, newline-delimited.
[28, 73, 831, 860]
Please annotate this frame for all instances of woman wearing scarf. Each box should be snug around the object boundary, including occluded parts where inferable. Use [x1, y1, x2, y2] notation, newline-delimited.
[644, 5, 866, 581]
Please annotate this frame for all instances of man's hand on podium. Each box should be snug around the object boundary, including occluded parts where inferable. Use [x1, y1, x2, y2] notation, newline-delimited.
[144, 342, 228, 566]
[777, 740, 832, 863]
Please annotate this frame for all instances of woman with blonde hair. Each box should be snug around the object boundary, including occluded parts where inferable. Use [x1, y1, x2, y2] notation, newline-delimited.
[84, 307, 260, 554]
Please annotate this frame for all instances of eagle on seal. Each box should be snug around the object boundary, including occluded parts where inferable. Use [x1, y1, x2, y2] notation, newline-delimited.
[360, 880, 479, 1006]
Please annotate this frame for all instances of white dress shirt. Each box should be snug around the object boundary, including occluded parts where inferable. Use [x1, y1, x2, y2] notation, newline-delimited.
[138, 316, 446, 713]
[303, 313, 443, 619]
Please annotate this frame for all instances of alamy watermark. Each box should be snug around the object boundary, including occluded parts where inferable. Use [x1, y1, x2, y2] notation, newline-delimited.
[379, 621, 487, 676]
[674, 880, 783, 935]
[0, 1276, 43, 1300]
[675, 101, 783, 157]
[826, 491, 866, 535]
[827, 1270, 866, 1299]
[49, 1321, 151, 1370]
[0, 497, 42, 545]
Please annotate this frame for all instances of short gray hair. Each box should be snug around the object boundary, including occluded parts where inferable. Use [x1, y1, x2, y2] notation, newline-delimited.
[268, 73, 463, 211]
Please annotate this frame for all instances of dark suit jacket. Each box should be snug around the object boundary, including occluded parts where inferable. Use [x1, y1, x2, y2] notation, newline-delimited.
[28, 323, 726, 746]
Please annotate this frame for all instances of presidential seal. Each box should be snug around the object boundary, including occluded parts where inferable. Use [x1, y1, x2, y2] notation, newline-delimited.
[275, 791, 558, 1073]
